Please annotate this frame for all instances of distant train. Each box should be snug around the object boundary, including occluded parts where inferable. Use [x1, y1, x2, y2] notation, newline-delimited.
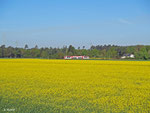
[64, 56, 89, 60]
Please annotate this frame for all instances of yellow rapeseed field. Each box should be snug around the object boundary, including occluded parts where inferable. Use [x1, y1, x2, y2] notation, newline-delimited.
[0, 59, 150, 113]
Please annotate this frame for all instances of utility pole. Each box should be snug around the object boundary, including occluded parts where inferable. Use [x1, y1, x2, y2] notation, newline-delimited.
[2, 32, 6, 45]
[15, 41, 18, 48]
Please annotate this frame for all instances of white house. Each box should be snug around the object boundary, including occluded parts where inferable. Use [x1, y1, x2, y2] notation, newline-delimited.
[129, 54, 135, 58]
[121, 54, 135, 59]
[64, 56, 89, 59]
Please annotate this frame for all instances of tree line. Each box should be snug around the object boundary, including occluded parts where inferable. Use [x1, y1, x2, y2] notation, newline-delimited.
[0, 44, 150, 60]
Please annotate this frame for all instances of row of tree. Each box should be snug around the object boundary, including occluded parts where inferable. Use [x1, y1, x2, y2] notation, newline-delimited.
[0, 44, 150, 60]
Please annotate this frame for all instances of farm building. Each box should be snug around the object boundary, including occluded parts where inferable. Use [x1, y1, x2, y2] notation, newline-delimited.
[64, 56, 89, 59]
[121, 54, 135, 59]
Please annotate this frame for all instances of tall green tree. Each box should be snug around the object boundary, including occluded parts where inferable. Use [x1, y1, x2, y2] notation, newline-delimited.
[68, 45, 76, 55]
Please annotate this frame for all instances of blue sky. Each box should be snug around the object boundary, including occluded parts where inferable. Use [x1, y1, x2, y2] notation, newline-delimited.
[0, 0, 150, 48]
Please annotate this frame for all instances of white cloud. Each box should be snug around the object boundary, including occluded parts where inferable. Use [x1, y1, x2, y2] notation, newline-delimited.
[118, 18, 132, 24]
